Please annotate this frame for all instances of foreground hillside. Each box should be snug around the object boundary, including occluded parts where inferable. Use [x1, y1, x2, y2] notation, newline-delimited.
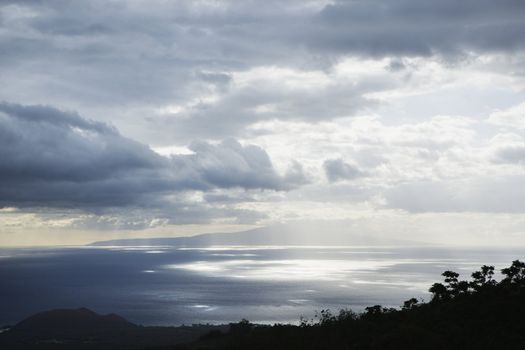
[170, 260, 525, 350]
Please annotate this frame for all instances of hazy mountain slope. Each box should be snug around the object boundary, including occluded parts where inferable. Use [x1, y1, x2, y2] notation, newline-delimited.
[90, 222, 421, 247]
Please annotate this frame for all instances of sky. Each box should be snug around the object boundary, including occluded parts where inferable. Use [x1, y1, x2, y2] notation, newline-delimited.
[1, 0, 525, 246]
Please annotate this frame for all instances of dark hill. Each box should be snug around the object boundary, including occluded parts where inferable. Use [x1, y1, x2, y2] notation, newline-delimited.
[13, 308, 136, 334]
[0, 308, 226, 350]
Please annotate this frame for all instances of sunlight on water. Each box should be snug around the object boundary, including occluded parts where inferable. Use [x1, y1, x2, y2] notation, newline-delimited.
[107, 246, 171, 251]
[210, 253, 258, 257]
[177, 246, 289, 251]
[189, 304, 218, 312]
[166, 259, 401, 281]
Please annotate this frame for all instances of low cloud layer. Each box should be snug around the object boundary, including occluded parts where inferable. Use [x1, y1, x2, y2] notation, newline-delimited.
[384, 176, 525, 213]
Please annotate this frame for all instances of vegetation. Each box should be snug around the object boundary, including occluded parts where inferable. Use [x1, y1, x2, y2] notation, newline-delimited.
[174, 260, 525, 350]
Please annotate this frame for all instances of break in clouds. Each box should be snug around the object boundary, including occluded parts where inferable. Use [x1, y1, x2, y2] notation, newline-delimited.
[1, 0, 525, 240]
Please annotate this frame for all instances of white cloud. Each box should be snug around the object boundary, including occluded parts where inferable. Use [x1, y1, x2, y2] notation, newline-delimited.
[488, 102, 525, 130]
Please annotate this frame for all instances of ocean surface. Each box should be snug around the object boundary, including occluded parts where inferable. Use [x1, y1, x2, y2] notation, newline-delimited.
[0, 245, 522, 326]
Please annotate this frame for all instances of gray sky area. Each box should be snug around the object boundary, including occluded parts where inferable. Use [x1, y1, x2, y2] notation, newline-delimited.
[1, 0, 525, 245]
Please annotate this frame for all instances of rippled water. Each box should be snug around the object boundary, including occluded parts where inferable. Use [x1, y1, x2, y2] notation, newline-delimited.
[0, 245, 521, 326]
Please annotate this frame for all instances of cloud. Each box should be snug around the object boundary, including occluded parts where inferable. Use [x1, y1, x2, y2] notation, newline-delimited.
[157, 64, 383, 141]
[384, 176, 525, 213]
[312, 0, 525, 57]
[488, 102, 525, 130]
[8, 0, 523, 66]
[494, 145, 525, 164]
[2, 1, 525, 238]
[0, 102, 171, 208]
[69, 204, 268, 230]
[323, 158, 364, 182]
[0, 102, 303, 212]
[170, 139, 307, 191]
[490, 133, 525, 165]
[1, 0, 524, 144]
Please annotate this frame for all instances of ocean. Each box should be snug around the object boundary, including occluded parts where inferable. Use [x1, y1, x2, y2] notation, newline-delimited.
[0, 245, 521, 326]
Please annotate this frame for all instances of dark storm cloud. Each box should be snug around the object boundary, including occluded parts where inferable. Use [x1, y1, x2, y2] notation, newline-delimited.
[171, 139, 307, 191]
[0, 102, 170, 208]
[312, 0, 525, 57]
[0, 103, 303, 210]
[6, 0, 523, 64]
[323, 158, 364, 183]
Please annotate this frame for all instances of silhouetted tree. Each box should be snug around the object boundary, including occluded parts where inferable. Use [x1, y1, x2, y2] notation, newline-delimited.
[229, 319, 252, 335]
[429, 282, 449, 301]
[439, 270, 471, 296]
[316, 309, 336, 325]
[402, 298, 419, 310]
[501, 260, 525, 284]
[455, 280, 470, 295]
[471, 265, 496, 291]
[442, 270, 459, 289]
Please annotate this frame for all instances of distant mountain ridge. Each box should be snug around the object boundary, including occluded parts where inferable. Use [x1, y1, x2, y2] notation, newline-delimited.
[89, 223, 421, 247]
